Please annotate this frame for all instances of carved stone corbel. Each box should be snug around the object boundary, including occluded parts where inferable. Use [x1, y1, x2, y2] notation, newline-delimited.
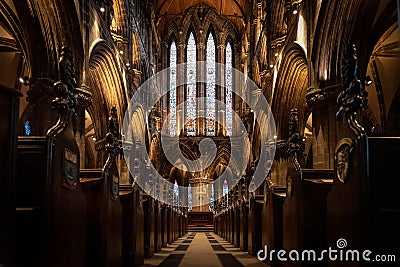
[287, 108, 305, 155]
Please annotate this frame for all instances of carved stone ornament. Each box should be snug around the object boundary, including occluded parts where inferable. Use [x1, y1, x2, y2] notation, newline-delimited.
[75, 85, 92, 108]
[105, 106, 121, 161]
[335, 138, 354, 183]
[287, 108, 305, 155]
[52, 46, 78, 120]
[336, 44, 368, 137]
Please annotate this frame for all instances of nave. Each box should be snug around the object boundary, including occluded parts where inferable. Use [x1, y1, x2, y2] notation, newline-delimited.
[1, 0, 400, 267]
[143, 232, 267, 267]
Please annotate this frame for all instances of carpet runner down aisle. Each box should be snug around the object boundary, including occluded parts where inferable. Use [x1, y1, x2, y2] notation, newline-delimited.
[141, 232, 270, 266]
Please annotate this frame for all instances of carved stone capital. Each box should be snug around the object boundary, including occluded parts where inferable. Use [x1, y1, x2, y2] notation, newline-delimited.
[178, 43, 186, 50]
[306, 85, 340, 107]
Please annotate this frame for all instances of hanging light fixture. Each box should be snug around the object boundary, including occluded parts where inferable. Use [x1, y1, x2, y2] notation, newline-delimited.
[292, 2, 299, 14]
[366, 76, 373, 86]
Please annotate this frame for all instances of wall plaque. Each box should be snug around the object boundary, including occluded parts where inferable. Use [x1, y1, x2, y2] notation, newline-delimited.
[335, 138, 354, 183]
[63, 148, 79, 189]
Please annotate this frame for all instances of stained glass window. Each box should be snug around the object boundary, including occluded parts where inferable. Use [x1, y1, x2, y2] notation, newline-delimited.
[174, 180, 179, 206]
[223, 180, 229, 204]
[169, 41, 177, 136]
[223, 180, 228, 196]
[206, 34, 216, 136]
[24, 121, 31, 136]
[225, 42, 233, 136]
[186, 32, 197, 136]
[210, 183, 214, 209]
[188, 184, 192, 211]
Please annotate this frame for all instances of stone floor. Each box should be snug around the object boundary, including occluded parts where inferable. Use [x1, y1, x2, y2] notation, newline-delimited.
[142, 232, 270, 267]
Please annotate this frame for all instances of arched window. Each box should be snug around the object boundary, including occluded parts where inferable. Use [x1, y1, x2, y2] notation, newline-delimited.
[223, 179, 228, 196]
[206, 34, 216, 136]
[167, 29, 234, 137]
[225, 42, 233, 136]
[186, 32, 197, 136]
[223, 179, 229, 204]
[188, 184, 192, 211]
[169, 41, 177, 136]
[210, 183, 214, 209]
[174, 180, 179, 206]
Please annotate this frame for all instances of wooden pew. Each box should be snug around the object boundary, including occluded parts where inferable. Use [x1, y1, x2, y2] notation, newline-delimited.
[283, 159, 333, 266]
[262, 178, 286, 267]
[154, 200, 162, 252]
[15, 137, 46, 266]
[248, 193, 264, 256]
[80, 106, 124, 267]
[327, 45, 400, 266]
[239, 192, 249, 251]
[14, 48, 87, 267]
[161, 203, 168, 247]
[327, 137, 400, 261]
[80, 168, 123, 267]
[229, 207, 235, 244]
[144, 195, 155, 258]
[0, 84, 21, 267]
[120, 184, 145, 267]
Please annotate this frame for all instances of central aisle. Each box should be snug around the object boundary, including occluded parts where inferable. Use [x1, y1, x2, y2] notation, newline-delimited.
[179, 232, 221, 267]
[142, 232, 269, 267]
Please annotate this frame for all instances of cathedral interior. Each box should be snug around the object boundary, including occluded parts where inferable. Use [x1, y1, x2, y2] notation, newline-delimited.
[1, 0, 400, 266]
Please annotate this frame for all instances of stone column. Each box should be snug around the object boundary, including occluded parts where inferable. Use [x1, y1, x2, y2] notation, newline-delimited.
[306, 85, 340, 169]
[132, 69, 142, 91]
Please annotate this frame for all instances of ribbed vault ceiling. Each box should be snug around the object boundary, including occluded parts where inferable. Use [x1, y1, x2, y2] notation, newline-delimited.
[153, 0, 248, 33]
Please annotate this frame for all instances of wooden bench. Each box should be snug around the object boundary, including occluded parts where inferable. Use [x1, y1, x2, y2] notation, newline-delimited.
[80, 164, 123, 267]
[328, 137, 400, 257]
[262, 178, 286, 266]
[283, 156, 333, 266]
